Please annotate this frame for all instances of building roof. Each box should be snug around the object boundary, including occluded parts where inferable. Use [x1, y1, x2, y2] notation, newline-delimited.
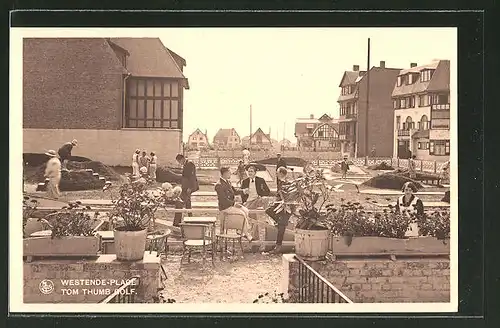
[250, 128, 272, 143]
[189, 128, 208, 140]
[392, 60, 449, 97]
[338, 71, 364, 87]
[213, 128, 239, 143]
[109, 38, 189, 88]
[427, 60, 450, 92]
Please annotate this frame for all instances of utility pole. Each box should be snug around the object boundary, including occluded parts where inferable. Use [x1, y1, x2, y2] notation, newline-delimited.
[364, 38, 371, 166]
[249, 104, 252, 146]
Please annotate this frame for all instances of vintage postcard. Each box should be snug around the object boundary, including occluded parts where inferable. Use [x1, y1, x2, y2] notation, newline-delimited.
[10, 27, 457, 313]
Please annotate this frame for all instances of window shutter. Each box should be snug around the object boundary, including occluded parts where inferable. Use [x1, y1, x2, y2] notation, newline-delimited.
[429, 141, 434, 154]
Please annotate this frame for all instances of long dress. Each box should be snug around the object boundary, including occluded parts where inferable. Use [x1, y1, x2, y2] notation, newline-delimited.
[132, 153, 140, 177]
[149, 155, 158, 180]
[45, 157, 61, 199]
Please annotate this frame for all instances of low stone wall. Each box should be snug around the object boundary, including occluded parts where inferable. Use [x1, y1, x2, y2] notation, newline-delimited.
[24, 252, 160, 303]
[283, 254, 450, 303]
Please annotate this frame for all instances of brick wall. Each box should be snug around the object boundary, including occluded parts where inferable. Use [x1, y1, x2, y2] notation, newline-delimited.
[285, 255, 450, 303]
[357, 68, 401, 158]
[23, 128, 181, 166]
[23, 38, 124, 130]
[24, 253, 160, 303]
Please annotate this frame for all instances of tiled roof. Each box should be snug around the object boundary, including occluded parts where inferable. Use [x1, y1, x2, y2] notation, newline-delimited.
[392, 60, 448, 97]
[427, 60, 450, 92]
[251, 128, 272, 143]
[189, 128, 208, 140]
[109, 38, 187, 83]
[338, 71, 362, 87]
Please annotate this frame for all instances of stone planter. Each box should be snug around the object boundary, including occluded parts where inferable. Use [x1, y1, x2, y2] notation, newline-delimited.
[328, 236, 450, 255]
[295, 228, 330, 261]
[23, 235, 101, 258]
[114, 228, 147, 261]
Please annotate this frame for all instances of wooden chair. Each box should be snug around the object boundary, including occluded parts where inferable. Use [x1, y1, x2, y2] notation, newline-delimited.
[216, 213, 246, 261]
[179, 223, 214, 266]
[146, 230, 171, 285]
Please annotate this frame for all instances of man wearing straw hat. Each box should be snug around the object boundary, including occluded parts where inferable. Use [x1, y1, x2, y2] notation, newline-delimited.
[44, 150, 62, 199]
[58, 139, 78, 171]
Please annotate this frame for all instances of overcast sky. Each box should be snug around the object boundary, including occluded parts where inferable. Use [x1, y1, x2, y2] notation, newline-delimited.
[159, 28, 456, 143]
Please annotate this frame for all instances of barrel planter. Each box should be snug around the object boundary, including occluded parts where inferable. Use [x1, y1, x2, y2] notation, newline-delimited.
[328, 236, 450, 255]
[114, 228, 147, 261]
[295, 228, 330, 261]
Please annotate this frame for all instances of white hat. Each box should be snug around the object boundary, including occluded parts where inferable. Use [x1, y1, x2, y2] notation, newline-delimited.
[45, 150, 58, 157]
[139, 166, 148, 174]
[71, 139, 78, 145]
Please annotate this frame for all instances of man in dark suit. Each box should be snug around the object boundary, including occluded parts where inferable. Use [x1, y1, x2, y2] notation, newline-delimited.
[215, 167, 253, 241]
[276, 153, 287, 185]
[240, 165, 272, 243]
[173, 154, 199, 226]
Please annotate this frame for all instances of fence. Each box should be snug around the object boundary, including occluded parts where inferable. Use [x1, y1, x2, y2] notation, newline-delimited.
[99, 276, 141, 303]
[190, 156, 445, 174]
[295, 255, 353, 303]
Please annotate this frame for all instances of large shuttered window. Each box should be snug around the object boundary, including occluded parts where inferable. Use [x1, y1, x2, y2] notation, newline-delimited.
[125, 78, 181, 129]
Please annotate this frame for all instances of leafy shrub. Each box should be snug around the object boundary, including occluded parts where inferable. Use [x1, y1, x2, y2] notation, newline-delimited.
[42, 202, 100, 238]
[108, 182, 180, 232]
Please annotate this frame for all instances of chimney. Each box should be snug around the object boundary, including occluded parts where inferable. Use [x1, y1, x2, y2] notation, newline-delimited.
[410, 62, 417, 68]
[380, 61, 385, 68]
[353, 65, 359, 71]
[310, 114, 314, 119]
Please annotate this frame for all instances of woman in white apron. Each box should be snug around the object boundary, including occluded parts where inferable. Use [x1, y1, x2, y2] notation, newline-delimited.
[132, 149, 140, 177]
[395, 181, 424, 217]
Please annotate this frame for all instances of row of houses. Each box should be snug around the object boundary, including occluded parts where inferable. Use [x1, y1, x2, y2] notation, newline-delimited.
[186, 127, 294, 150]
[294, 59, 451, 160]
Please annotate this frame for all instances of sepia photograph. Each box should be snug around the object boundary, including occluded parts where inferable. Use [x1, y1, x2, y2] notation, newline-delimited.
[10, 27, 457, 313]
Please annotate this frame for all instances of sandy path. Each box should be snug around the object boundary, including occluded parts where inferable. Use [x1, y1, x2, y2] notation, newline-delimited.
[160, 253, 284, 303]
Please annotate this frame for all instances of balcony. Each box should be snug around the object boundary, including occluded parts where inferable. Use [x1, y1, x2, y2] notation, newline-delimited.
[432, 104, 450, 110]
[339, 113, 357, 121]
[339, 134, 356, 141]
[397, 129, 411, 137]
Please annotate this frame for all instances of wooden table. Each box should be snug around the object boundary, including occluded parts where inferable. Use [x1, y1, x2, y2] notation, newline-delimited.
[183, 217, 217, 255]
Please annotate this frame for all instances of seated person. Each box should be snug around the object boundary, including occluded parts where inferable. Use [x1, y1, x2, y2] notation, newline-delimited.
[241, 165, 272, 241]
[215, 167, 253, 241]
[395, 181, 424, 216]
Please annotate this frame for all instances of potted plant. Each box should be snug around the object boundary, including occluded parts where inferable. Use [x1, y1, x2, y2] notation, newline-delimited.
[23, 201, 102, 259]
[325, 201, 450, 254]
[107, 182, 167, 261]
[270, 168, 334, 260]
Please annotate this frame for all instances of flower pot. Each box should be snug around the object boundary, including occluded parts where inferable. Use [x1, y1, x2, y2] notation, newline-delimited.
[328, 236, 450, 255]
[114, 228, 147, 261]
[295, 228, 330, 261]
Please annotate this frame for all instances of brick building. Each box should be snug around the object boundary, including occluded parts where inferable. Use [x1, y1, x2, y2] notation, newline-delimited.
[212, 128, 241, 149]
[392, 60, 450, 160]
[294, 114, 340, 151]
[337, 62, 401, 158]
[186, 128, 209, 149]
[23, 38, 189, 166]
[246, 128, 273, 149]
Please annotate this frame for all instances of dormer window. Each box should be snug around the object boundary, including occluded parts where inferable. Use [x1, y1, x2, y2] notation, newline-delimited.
[420, 69, 434, 82]
[397, 75, 403, 87]
[341, 85, 354, 95]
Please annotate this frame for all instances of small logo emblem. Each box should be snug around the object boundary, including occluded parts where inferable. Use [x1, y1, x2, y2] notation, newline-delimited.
[39, 279, 54, 295]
